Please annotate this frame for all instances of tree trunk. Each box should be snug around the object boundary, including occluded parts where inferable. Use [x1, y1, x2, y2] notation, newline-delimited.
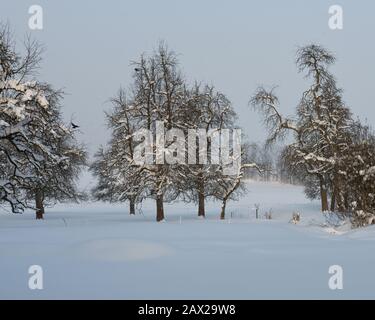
[220, 200, 227, 220]
[320, 178, 329, 212]
[330, 187, 336, 212]
[331, 179, 345, 212]
[129, 199, 135, 215]
[343, 193, 349, 212]
[337, 191, 348, 212]
[197, 174, 205, 217]
[156, 195, 164, 222]
[198, 192, 205, 217]
[197, 170, 205, 217]
[35, 189, 44, 220]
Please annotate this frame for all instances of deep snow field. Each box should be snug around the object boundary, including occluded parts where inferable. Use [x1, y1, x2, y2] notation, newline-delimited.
[1, 180, 375, 299]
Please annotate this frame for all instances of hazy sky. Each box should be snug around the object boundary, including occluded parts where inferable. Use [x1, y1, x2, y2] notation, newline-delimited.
[1, 0, 375, 155]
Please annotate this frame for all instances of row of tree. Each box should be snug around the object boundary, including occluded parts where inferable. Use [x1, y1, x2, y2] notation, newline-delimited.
[90, 43, 257, 221]
[2, 24, 374, 226]
[252, 44, 375, 227]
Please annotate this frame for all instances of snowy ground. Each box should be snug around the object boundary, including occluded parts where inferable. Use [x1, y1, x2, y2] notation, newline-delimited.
[1, 180, 375, 299]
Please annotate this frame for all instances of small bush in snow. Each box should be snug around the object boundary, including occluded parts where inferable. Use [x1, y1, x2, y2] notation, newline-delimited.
[290, 212, 301, 224]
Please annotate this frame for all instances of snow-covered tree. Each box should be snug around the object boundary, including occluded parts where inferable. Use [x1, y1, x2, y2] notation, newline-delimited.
[22, 85, 87, 219]
[92, 43, 189, 221]
[90, 89, 146, 215]
[212, 143, 261, 220]
[179, 84, 238, 217]
[181, 84, 260, 219]
[129, 43, 190, 221]
[338, 121, 375, 226]
[252, 44, 352, 212]
[0, 24, 87, 218]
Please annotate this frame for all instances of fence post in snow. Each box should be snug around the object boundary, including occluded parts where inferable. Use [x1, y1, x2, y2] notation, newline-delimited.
[255, 204, 260, 219]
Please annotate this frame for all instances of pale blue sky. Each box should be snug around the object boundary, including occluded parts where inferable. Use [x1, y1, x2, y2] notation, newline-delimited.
[1, 0, 374, 154]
